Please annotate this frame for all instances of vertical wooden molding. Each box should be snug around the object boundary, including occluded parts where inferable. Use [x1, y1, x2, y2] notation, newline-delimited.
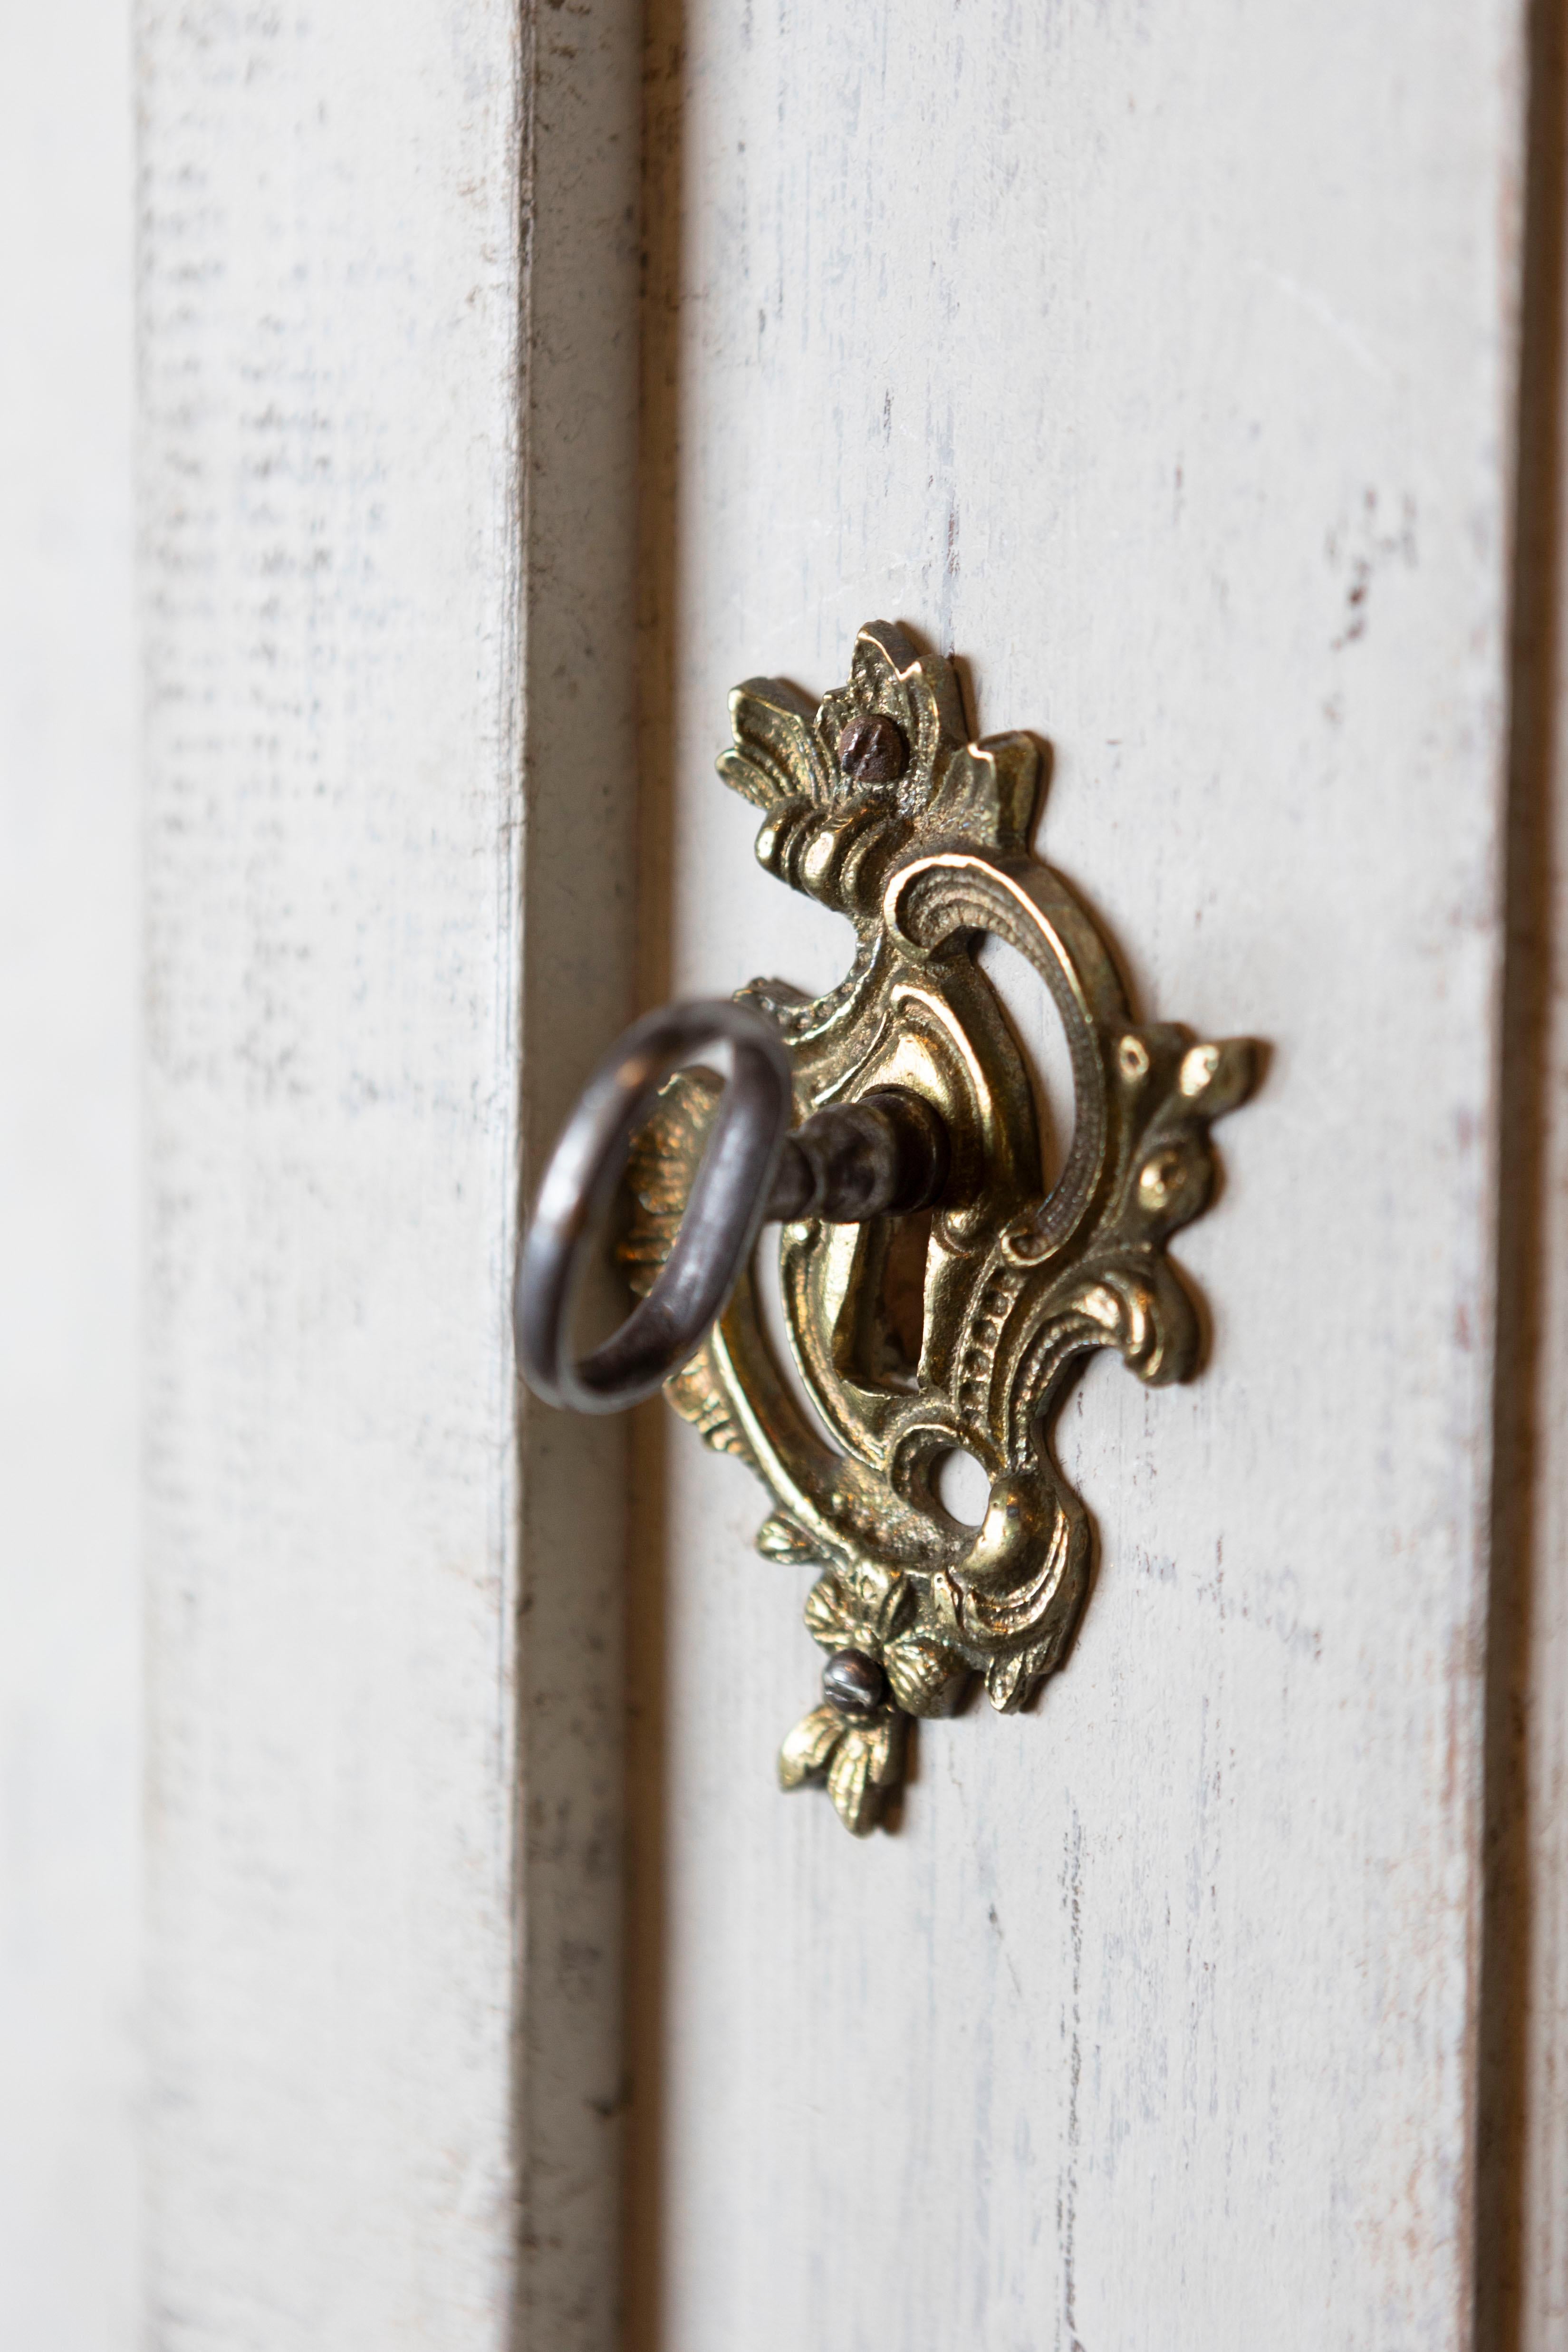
[141, 3, 640, 2342]
[515, 4, 642, 2346]
[622, 6, 685, 2342]
[1479, 2, 1568, 2344]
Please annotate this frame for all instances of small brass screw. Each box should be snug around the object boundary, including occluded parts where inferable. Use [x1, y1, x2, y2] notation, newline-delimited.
[837, 712, 908, 784]
[823, 1648, 888, 1716]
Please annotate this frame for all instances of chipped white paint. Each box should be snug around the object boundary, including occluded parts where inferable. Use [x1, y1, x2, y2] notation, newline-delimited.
[140, 0, 638, 2343]
[0, 4, 139, 2346]
[632, 5, 1525, 2346]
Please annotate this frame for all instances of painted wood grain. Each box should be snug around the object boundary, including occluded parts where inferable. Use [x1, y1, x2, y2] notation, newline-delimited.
[630, 5, 1526, 2347]
[140, 2, 638, 2342]
[0, 4, 140, 2343]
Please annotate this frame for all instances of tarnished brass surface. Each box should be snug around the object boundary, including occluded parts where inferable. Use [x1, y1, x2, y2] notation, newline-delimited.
[623, 621, 1253, 1836]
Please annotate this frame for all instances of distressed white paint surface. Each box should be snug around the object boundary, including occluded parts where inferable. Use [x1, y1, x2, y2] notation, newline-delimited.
[635, 6, 1522, 2346]
[0, 3, 140, 2344]
[141, 2, 638, 2342]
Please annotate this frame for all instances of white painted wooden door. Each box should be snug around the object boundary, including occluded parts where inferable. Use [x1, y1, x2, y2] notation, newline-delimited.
[117, 0, 1566, 2348]
[621, 7, 1561, 2352]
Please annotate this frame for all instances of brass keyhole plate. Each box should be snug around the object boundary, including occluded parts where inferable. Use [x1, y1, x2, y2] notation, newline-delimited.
[622, 621, 1253, 1836]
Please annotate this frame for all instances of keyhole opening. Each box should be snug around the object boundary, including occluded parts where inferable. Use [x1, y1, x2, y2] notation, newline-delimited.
[877, 1208, 932, 1383]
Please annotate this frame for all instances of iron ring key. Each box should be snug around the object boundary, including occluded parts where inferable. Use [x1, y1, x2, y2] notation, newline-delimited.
[514, 997, 950, 1415]
[515, 999, 789, 1415]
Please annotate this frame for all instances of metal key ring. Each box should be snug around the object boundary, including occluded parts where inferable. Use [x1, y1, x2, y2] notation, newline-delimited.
[515, 998, 793, 1414]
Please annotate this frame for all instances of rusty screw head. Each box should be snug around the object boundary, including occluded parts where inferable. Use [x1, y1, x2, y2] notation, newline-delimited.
[837, 711, 908, 785]
[823, 1648, 888, 1716]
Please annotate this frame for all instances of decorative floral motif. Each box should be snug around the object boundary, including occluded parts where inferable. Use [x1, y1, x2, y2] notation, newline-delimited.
[623, 622, 1254, 1838]
[778, 1701, 904, 1839]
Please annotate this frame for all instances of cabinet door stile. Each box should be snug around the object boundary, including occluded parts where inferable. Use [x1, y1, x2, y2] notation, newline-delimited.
[626, 6, 1530, 2348]
[140, 6, 641, 2344]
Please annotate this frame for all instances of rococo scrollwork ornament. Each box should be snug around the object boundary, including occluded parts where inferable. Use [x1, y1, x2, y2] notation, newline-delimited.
[620, 621, 1254, 1835]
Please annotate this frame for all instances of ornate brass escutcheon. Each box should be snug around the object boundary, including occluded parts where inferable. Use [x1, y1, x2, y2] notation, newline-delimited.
[612, 620, 1254, 1835]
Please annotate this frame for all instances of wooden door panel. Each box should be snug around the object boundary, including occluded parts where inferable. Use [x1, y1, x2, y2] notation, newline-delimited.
[630, 6, 1523, 2345]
